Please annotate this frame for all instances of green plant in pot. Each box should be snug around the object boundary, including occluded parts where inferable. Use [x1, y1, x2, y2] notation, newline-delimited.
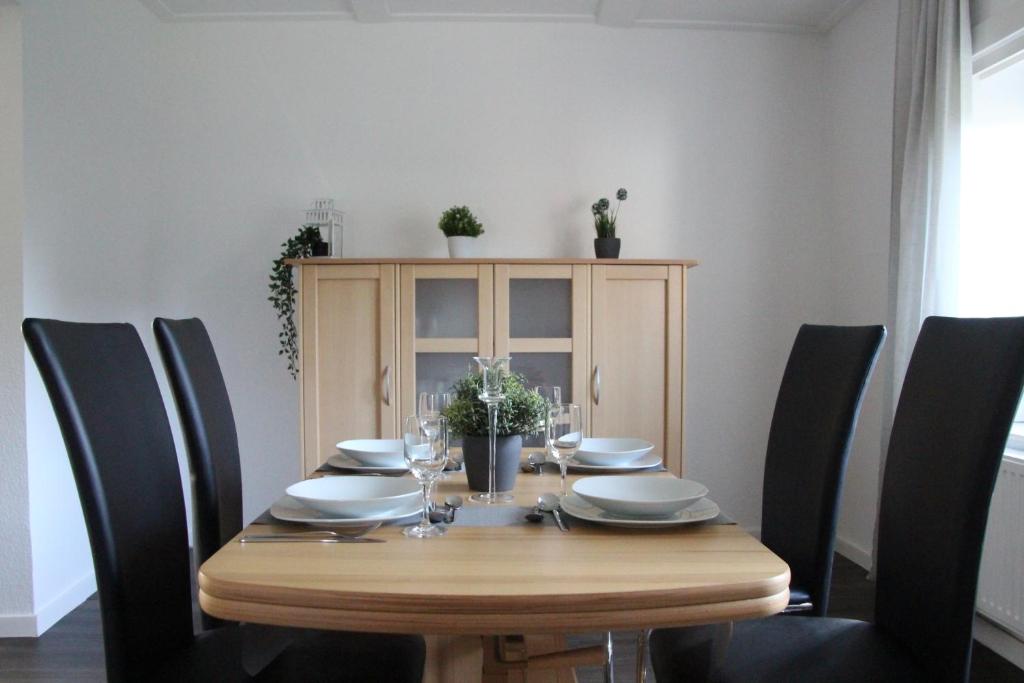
[592, 188, 628, 258]
[443, 372, 547, 492]
[268, 224, 326, 379]
[439, 205, 484, 258]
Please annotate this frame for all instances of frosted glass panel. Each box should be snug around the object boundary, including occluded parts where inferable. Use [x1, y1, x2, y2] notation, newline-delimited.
[514, 353, 573, 447]
[417, 353, 476, 449]
[416, 279, 477, 338]
[416, 353, 476, 396]
[509, 279, 572, 338]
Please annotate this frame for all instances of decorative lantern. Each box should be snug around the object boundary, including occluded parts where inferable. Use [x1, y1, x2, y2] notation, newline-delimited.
[305, 198, 344, 257]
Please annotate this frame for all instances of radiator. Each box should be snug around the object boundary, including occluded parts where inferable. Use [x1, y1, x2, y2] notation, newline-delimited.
[977, 455, 1024, 640]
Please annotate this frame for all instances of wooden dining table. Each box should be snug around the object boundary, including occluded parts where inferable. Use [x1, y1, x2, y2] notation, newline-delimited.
[199, 466, 790, 682]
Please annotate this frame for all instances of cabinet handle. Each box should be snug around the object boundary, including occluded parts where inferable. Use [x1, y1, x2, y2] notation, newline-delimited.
[382, 366, 392, 407]
[592, 365, 601, 406]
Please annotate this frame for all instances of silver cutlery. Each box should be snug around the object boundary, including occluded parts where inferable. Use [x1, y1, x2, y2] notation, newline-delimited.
[522, 453, 547, 475]
[444, 495, 463, 523]
[428, 495, 464, 524]
[240, 534, 384, 544]
[240, 525, 383, 543]
[538, 493, 569, 532]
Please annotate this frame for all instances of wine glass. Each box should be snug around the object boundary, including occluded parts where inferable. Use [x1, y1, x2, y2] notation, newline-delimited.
[402, 415, 447, 538]
[533, 385, 562, 462]
[419, 391, 452, 473]
[546, 403, 582, 498]
[470, 356, 514, 504]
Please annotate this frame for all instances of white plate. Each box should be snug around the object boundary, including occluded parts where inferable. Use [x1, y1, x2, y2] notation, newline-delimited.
[286, 477, 421, 517]
[559, 451, 663, 473]
[326, 453, 408, 474]
[336, 439, 405, 468]
[559, 494, 721, 528]
[573, 438, 654, 467]
[270, 495, 421, 526]
[573, 476, 708, 518]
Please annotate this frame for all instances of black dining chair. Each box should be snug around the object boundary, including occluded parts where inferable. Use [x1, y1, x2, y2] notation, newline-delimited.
[641, 324, 885, 678]
[23, 319, 426, 683]
[650, 315, 1024, 682]
[152, 317, 429, 666]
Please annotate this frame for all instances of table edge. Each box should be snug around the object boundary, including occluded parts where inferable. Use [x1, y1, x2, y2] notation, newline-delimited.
[199, 588, 790, 635]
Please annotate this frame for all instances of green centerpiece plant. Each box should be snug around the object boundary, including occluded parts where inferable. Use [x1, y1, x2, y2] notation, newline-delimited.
[443, 372, 548, 492]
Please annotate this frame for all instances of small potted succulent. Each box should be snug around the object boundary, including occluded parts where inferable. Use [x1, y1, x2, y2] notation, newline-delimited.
[591, 188, 628, 258]
[442, 372, 547, 492]
[439, 205, 484, 258]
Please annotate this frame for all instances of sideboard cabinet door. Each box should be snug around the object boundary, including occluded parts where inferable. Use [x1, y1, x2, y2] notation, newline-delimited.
[300, 264, 398, 475]
[398, 264, 494, 421]
[590, 265, 685, 474]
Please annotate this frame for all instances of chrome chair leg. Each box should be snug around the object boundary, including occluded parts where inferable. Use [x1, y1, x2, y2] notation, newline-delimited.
[604, 631, 615, 683]
[635, 629, 650, 683]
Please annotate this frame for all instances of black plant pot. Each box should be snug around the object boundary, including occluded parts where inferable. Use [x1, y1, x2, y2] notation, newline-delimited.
[462, 434, 523, 493]
[594, 238, 621, 259]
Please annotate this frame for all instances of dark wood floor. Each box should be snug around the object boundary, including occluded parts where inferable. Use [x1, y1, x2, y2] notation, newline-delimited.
[1, 554, 1021, 682]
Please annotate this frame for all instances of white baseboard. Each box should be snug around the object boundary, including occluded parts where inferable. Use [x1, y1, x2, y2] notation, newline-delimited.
[975, 615, 1024, 671]
[0, 613, 39, 638]
[834, 534, 873, 571]
[0, 572, 95, 637]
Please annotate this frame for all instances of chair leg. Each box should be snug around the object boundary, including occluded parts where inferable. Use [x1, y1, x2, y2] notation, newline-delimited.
[635, 629, 650, 683]
[604, 631, 614, 683]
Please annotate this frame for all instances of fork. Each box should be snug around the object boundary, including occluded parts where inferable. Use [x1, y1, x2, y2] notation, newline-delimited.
[240, 524, 383, 543]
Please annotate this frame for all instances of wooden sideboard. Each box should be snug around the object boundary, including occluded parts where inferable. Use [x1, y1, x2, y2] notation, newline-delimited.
[287, 258, 698, 477]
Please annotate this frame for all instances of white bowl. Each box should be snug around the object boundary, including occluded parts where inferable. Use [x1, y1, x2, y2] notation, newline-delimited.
[336, 439, 405, 468]
[286, 477, 421, 518]
[572, 476, 708, 518]
[573, 438, 654, 467]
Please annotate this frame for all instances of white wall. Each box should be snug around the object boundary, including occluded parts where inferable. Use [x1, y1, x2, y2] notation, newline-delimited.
[0, 0, 36, 636]
[20, 0, 847, 627]
[824, 0, 898, 569]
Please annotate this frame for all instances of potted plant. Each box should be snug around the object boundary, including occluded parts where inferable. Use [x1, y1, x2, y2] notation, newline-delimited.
[268, 224, 326, 379]
[591, 188, 628, 258]
[442, 372, 547, 492]
[439, 205, 484, 258]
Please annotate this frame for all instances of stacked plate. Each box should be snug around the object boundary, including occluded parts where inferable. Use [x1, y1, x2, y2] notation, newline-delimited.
[560, 438, 662, 472]
[271, 477, 421, 527]
[328, 439, 408, 474]
[561, 475, 719, 528]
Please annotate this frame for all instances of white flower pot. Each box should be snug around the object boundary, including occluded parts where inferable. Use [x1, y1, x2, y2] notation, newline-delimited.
[447, 236, 479, 258]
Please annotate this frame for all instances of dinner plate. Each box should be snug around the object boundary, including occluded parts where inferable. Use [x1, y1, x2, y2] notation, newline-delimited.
[286, 477, 420, 517]
[326, 452, 408, 474]
[270, 495, 421, 526]
[573, 476, 708, 517]
[558, 450, 663, 473]
[559, 493, 720, 528]
[573, 438, 654, 467]
[335, 439, 405, 468]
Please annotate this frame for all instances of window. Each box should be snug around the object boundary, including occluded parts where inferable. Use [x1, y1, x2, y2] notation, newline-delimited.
[960, 56, 1024, 451]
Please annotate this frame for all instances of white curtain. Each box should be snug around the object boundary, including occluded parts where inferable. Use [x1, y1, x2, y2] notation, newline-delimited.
[874, 0, 972, 570]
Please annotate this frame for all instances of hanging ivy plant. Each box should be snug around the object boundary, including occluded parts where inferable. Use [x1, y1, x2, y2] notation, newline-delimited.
[268, 224, 323, 379]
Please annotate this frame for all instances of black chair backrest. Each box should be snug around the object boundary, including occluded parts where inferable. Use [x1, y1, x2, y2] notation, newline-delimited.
[761, 324, 886, 616]
[875, 316, 1024, 682]
[152, 318, 243, 572]
[23, 319, 194, 683]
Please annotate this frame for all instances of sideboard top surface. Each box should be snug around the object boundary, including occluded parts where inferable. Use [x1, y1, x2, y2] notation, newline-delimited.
[284, 257, 699, 267]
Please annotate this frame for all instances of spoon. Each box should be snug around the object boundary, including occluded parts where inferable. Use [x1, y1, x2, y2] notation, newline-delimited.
[444, 495, 464, 523]
[429, 495, 465, 524]
[524, 507, 545, 524]
[538, 493, 569, 532]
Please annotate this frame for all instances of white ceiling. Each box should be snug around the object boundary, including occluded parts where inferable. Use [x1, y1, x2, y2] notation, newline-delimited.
[139, 0, 863, 33]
